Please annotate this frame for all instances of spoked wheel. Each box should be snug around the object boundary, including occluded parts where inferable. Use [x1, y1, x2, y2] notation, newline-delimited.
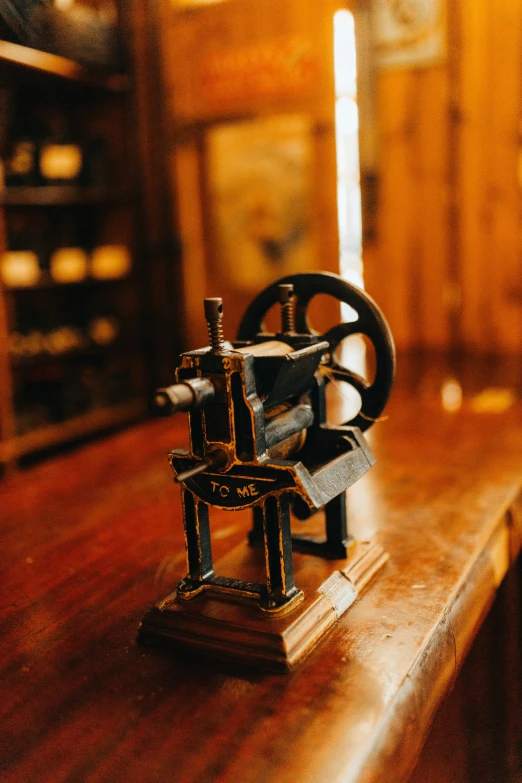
[237, 271, 395, 431]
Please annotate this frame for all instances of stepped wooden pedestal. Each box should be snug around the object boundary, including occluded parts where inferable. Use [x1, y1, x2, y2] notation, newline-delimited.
[139, 538, 388, 671]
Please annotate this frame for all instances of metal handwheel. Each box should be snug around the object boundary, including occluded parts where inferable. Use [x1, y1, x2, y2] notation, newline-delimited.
[237, 271, 396, 432]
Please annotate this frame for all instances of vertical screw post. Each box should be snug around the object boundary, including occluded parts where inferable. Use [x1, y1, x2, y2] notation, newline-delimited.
[278, 284, 296, 335]
[204, 297, 225, 352]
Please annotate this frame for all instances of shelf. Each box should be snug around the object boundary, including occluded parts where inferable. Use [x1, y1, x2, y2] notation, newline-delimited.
[0, 40, 128, 92]
[0, 399, 146, 463]
[1, 274, 131, 292]
[10, 341, 129, 369]
[0, 186, 136, 206]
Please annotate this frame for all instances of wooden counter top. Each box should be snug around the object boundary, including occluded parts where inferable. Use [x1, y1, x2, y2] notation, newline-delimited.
[1, 353, 521, 783]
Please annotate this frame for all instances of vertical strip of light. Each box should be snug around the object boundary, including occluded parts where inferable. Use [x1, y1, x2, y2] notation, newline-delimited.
[333, 8, 365, 392]
[334, 9, 363, 292]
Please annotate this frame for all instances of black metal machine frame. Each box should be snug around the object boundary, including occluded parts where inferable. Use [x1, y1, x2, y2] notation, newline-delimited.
[152, 272, 395, 614]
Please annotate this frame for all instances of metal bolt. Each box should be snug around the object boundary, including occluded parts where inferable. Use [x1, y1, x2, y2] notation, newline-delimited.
[278, 284, 296, 334]
[204, 297, 225, 352]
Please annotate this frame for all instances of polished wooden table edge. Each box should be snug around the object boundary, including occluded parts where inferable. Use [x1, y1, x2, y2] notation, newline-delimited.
[356, 497, 522, 783]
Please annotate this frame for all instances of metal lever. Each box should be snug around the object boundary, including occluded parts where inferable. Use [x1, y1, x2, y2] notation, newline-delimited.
[174, 448, 228, 484]
[174, 460, 212, 483]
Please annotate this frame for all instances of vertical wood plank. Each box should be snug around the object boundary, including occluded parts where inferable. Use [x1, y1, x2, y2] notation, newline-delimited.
[368, 60, 452, 351]
[369, 69, 417, 347]
[413, 66, 451, 349]
[479, 0, 522, 352]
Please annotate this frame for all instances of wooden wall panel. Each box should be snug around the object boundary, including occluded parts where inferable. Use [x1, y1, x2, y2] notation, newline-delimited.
[364, 65, 451, 350]
[365, 71, 411, 348]
[153, 0, 522, 355]
[366, 0, 522, 355]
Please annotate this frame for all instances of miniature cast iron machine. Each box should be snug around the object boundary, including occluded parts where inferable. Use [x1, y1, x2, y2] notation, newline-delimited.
[140, 272, 395, 669]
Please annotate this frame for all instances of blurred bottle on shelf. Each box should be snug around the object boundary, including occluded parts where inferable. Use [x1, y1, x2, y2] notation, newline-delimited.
[1, 212, 47, 287]
[50, 247, 88, 283]
[9, 325, 87, 361]
[9, 284, 121, 361]
[90, 244, 131, 279]
[39, 110, 83, 185]
[49, 212, 89, 283]
[4, 141, 38, 185]
[88, 315, 120, 346]
[9, 330, 47, 359]
[1, 249, 40, 287]
[46, 325, 86, 355]
[3, 107, 43, 187]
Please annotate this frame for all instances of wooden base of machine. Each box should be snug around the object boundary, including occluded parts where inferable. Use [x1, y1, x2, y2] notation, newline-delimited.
[139, 539, 388, 671]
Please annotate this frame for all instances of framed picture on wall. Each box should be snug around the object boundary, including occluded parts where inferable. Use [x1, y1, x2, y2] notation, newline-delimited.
[205, 114, 315, 292]
[373, 0, 447, 69]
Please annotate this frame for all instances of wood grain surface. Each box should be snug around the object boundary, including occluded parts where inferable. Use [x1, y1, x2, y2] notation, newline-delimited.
[364, 0, 522, 355]
[1, 352, 521, 783]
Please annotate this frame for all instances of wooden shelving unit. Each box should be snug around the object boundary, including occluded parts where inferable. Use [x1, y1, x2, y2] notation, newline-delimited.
[0, 26, 149, 470]
[0, 40, 128, 91]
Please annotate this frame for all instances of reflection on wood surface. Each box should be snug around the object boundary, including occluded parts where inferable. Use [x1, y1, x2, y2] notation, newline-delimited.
[0, 352, 521, 782]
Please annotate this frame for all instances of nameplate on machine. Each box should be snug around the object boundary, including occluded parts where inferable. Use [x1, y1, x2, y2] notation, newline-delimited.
[188, 472, 277, 508]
